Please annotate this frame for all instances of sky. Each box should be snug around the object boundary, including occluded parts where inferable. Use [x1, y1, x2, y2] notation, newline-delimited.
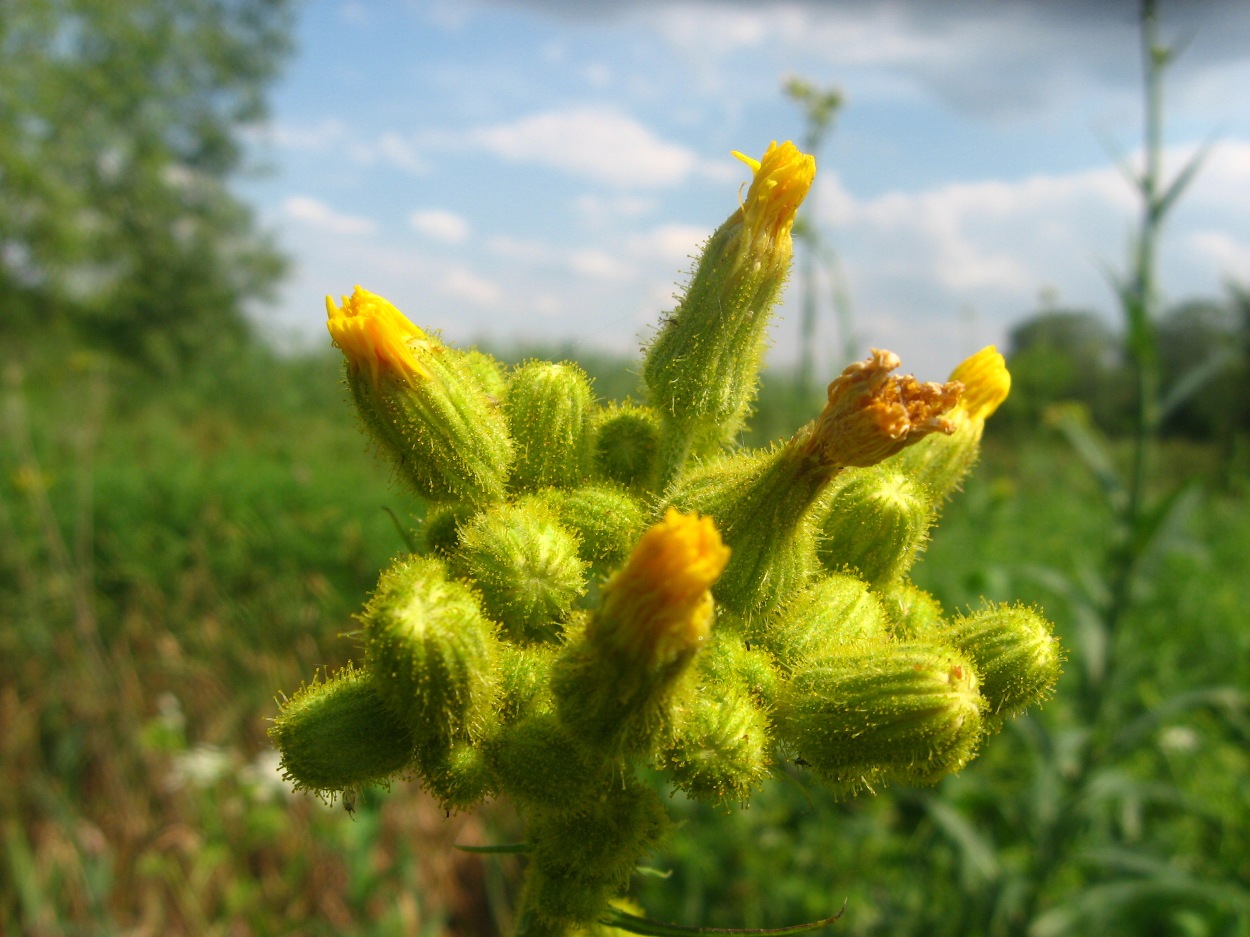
[240, 0, 1250, 382]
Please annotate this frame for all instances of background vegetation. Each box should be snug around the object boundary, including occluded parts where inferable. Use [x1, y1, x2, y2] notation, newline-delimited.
[3, 1, 1248, 935]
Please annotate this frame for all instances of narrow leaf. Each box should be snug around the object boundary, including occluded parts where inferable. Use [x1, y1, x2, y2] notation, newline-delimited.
[600, 904, 846, 937]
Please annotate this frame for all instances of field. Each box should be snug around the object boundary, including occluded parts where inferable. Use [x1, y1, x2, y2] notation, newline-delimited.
[3, 344, 1248, 936]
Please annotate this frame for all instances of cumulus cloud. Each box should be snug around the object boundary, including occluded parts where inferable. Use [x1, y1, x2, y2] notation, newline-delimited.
[281, 196, 376, 236]
[468, 107, 708, 187]
[441, 267, 503, 306]
[411, 209, 471, 244]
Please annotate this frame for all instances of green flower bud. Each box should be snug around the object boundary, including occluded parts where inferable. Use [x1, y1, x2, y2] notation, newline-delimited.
[451, 501, 587, 643]
[506, 360, 595, 492]
[775, 641, 985, 797]
[537, 484, 647, 569]
[461, 347, 507, 402]
[945, 604, 1061, 721]
[422, 503, 474, 557]
[593, 403, 661, 491]
[888, 346, 1011, 503]
[486, 712, 601, 808]
[756, 572, 889, 670]
[554, 510, 729, 757]
[415, 738, 495, 813]
[815, 467, 934, 588]
[883, 582, 947, 641]
[700, 630, 780, 709]
[270, 664, 414, 797]
[362, 555, 498, 744]
[659, 680, 771, 805]
[497, 641, 556, 723]
[644, 142, 815, 480]
[327, 287, 513, 505]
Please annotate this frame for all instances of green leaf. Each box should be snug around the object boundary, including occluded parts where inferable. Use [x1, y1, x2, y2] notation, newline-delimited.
[1158, 346, 1241, 421]
[600, 904, 847, 937]
[453, 842, 532, 854]
[1154, 135, 1217, 222]
[1044, 403, 1126, 511]
[919, 796, 1001, 884]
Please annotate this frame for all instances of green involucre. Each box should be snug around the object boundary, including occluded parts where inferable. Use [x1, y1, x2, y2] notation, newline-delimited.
[362, 555, 498, 744]
[452, 501, 587, 643]
[270, 665, 414, 797]
[506, 360, 595, 492]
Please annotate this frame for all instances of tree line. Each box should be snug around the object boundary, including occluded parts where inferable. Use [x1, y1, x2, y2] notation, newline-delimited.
[996, 288, 1250, 443]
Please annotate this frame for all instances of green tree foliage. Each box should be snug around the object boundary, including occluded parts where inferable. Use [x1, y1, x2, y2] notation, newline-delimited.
[997, 308, 1129, 433]
[0, 0, 294, 368]
[1157, 297, 1249, 441]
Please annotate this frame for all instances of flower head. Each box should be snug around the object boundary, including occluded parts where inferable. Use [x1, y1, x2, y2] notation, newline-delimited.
[949, 346, 1011, 422]
[806, 349, 963, 469]
[731, 141, 816, 245]
[597, 509, 730, 665]
[326, 286, 431, 387]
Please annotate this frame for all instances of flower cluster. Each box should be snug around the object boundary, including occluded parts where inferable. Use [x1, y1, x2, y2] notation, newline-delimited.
[270, 141, 1060, 936]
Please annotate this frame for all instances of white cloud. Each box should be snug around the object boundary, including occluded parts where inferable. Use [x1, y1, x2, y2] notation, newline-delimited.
[281, 196, 376, 236]
[441, 267, 502, 306]
[575, 193, 659, 221]
[627, 224, 707, 266]
[411, 209, 471, 244]
[1188, 231, 1250, 281]
[469, 107, 705, 188]
[260, 119, 349, 152]
[570, 248, 632, 280]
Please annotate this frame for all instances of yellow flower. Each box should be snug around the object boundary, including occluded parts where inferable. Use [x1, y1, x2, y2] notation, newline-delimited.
[731, 141, 816, 245]
[597, 509, 730, 664]
[805, 349, 963, 469]
[326, 286, 431, 387]
[949, 346, 1011, 422]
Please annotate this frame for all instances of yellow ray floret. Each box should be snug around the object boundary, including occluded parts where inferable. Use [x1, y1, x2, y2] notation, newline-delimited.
[949, 346, 1011, 422]
[806, 349, 963, 469]
[731, 140, 816, 243]
[602, 509, 731, 663]
[326, 286, 431, 387]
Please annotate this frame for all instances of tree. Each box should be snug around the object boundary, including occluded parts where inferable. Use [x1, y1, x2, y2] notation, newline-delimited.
[0, 0, 294, 367]
[998, 308, 1129, 433]
[1157, 295, 1248, 441]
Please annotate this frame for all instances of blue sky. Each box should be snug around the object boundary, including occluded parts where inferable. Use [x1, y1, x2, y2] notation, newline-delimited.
[241, 0, 1250, 381]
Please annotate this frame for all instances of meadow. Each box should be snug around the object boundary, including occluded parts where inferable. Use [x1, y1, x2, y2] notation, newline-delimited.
[3, 340, 1247, 936]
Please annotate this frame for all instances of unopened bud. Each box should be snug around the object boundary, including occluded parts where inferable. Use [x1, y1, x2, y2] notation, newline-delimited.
[775, 641, 985, 797]
[755, 572, 889, 669]
[883, 582, 947, 641]
[537, 484, 647, 569]
[593, 403, 661, 491]
[554, 510, 729, 756]
[270, 664, 414, 797]
[644, 142, 815, 477]
[658, 681, 771, 805]
[815, 466, 934, 588]
[327, 287, 513, 505]
[506, 361, 595, 492]
[414, 738, 495, 813]
[451, 501, 586, 643]
[945, 604, 1061, 722]
[486, 712, 600, 808]
[362, 556, 498, 745]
